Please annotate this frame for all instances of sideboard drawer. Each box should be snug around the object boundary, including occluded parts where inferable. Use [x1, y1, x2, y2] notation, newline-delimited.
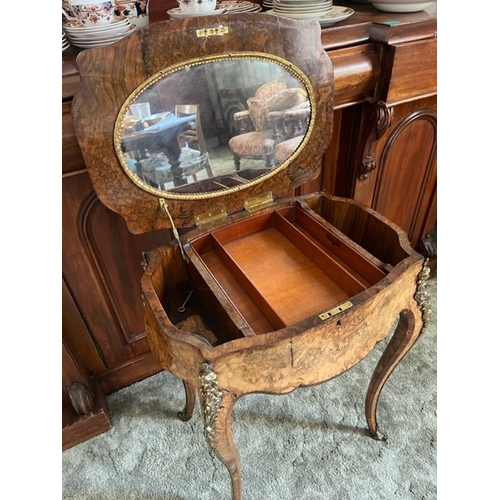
[379, 37, 437, 106]
[329, 43, 382, 109]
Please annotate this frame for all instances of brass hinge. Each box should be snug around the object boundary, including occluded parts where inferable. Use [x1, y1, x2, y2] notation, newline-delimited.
[319, 301, 353, 320]
[195, 207, 228, 230]
[244, 192, 274, 213]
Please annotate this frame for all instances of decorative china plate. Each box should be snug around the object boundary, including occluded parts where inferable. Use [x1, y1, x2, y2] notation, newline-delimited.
[371, 1, 433, 12]
[267, 8, 329, 19]
[219, 0, 261, 11]
[168, 1, 260, 18]
[167, 7, 227, 18]
[317, 6, 355, 26]
[273, 5, 333, 14]
[267, 6, 354, 25]
[63, 18, 130, 32]
[68, 24, 137, 48]
[273, 0, 332, 7]
[65, 23, 132, 40]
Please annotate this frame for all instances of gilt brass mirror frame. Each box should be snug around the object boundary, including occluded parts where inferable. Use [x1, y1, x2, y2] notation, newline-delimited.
[113, 51, 316, 201]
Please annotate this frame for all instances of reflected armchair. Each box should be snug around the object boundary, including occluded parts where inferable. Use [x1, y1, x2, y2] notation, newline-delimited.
[272, 101, 311, 163]
[228, 80, 309, 170]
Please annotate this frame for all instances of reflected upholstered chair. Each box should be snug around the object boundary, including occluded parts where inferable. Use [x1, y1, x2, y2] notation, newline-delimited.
[272, 101, 311, 163]
[228, 81, 309, 170]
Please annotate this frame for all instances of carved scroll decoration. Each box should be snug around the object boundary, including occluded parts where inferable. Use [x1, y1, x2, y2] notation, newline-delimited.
[67, 381, 94, 416]
[358, 104, 394, 180]
[414, 258, 431, 326]
[199, 361, 223, 449]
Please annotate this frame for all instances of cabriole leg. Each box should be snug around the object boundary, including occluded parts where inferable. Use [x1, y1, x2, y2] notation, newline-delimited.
[178, 379, 196, 421]
[200, 362, 242, 500]
[365, 260, 430, 440]
[365, 308, 422, 440]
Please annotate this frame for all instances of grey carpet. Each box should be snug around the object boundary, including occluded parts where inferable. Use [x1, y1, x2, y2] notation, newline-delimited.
[62, 277, 437, 500]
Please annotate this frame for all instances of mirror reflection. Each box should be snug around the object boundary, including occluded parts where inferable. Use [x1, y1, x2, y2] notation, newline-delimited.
[116, 55, 312, 195]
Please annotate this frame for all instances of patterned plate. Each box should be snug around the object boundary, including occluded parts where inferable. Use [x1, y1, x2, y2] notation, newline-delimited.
[267, 5, 354, 25]
[219, 1, 261, 12]
[317, 6, 355, 27]
[167, 7, 227, 18]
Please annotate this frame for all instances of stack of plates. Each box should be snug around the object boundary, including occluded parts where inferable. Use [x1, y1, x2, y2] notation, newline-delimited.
[63, 18, 136, 49]
[268, 3, 354, 27]
[222, 0, 262, 13]
[316, 5, 355, 27]
[271, 0, 333, 20]
[262, 0, 273, 9]
[62, 32, 70, 52]
[168, 1, 261, 19]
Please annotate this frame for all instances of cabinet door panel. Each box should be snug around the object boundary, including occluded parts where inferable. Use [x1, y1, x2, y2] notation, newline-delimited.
[62, 172, 172, 368]
[62, 277, 105, 374]
[348, 97, 436, 248]
[371, 100, 437, 247]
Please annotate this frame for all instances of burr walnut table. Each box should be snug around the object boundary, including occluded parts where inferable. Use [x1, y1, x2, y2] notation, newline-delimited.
[72, 13, 431, 499]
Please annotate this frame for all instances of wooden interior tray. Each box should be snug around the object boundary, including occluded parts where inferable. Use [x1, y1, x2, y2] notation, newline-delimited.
[187, 204, 387, 335]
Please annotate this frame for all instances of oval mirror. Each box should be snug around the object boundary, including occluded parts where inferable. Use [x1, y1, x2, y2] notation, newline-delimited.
[114, 53, 314, 198]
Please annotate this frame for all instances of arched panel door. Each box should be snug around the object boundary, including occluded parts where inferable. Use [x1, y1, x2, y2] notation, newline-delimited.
[373, 104, 437, 247]
[63, 172, 171, 389]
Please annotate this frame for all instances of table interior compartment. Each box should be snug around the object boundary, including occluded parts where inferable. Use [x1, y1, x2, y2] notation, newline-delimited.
[304, 195, 411, 268]
[162, 280, 233, 346]
[276, 206, 387, 285]
[151, 245, 250, 346]
[188, 206, 387, 335]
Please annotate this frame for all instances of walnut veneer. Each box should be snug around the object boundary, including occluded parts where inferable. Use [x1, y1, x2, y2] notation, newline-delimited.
[62, 0, 436, 449]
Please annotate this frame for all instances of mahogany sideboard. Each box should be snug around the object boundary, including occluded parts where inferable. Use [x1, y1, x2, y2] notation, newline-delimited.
[62, 0, 437, 449]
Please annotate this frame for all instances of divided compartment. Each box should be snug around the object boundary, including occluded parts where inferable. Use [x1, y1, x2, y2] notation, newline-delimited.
[187, 205, 388, 337]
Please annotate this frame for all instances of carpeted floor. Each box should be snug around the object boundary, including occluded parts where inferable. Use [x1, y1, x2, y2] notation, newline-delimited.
[62, 277, 437, 500]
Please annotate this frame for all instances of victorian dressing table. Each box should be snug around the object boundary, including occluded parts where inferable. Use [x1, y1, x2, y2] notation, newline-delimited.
[62, 1, 436, 452]
[70, 12, 431, 499]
